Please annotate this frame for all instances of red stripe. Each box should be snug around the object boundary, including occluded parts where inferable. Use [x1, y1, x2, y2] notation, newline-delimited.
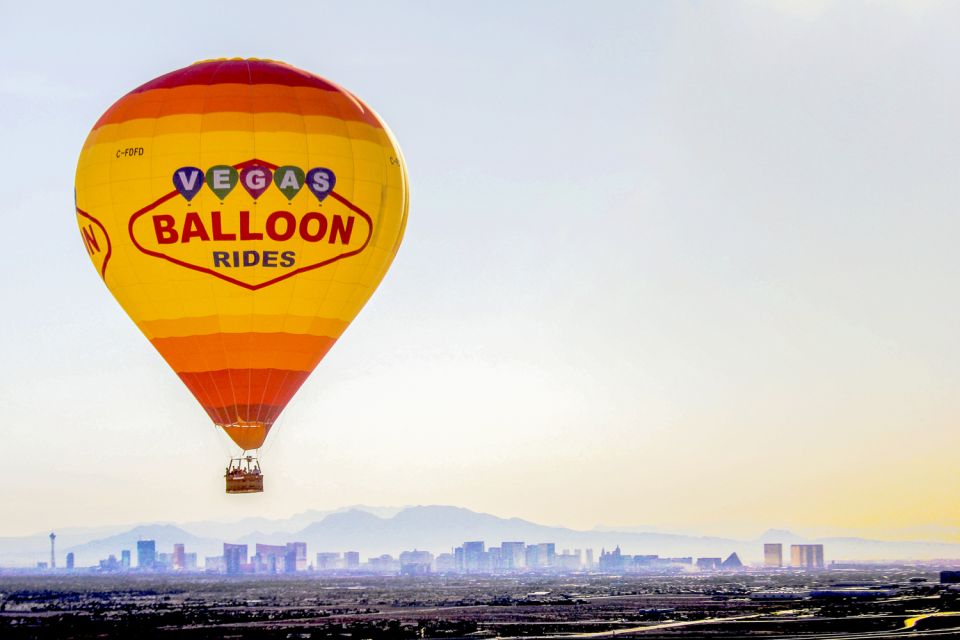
[130, 59, 339, 94]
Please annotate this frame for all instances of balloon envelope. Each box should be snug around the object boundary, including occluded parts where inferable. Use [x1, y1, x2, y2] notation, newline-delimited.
[75, 59, 408, 450]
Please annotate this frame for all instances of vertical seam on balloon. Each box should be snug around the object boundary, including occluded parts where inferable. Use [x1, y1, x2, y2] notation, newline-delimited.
[248, 67, 282, 442]
[245, 60, 257, 434]
[216, 61, 244, 433]
[208, 372, 231, 427]
[328, 87, 358, 315]
[148, 79, 181, 354]
[253, 363, 274, 430]
[213, 62, 242, 431]
[181, 367, 218, 426]
[261, 370, 283, 440]
[279, 81, 315, 424]
[203, 62, 237, 432]
[109, 93, 161, 371]
[205, 60, 240, 435]
[189, 64, 231, 441]
[247, 63, 276, 436]
[257, 78, 311, 435]
[190, 371, 225, 426]
[305, 78, 356, 377]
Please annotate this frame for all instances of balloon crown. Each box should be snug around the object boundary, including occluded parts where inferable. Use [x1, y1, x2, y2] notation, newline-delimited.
[191, 57, 282, 65]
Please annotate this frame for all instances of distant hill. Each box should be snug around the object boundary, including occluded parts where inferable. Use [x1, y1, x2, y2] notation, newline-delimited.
[236, 506, 767, 561]
[756, 528, 808, 544]
[64, 525, 221, 567]
[4, 505, 960, 568]
[178, 505, 404, 540]
[0, 524, 134, 567]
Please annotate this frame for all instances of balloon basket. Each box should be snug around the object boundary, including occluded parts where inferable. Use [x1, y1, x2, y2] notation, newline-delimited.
[225, 455, 263, 494]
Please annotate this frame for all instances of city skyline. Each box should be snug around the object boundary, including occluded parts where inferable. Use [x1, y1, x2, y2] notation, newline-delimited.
[26, 533, 829, 575]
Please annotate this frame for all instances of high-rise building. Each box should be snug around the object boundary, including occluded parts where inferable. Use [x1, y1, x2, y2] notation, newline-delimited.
[585, 548, 594, 569]
[525, 543, 556, 569]
[173, 544, 186, 571]
[463, 541, 485, 572]
[790, 545, 824, 569]
[65, 552, 75, 570]
[254, 544, 287, 573]
[121, 550, 131, 570]
[501, 542, 525, 570]
[285, 542, 307, 573]
[487, 547, 502, 572]
[316, 552, 342, 571]
[223, 543, 248, 575]
[525, 544, 540, 569]
[344, 551, 360, 568]
[49, 532, 56, 570]
[536, 543, 556, 568]
[137, 540, 156, 569]
[206, 556, 226, 572]
[185, 553, 197, 571]
[764, 543, 782, 568]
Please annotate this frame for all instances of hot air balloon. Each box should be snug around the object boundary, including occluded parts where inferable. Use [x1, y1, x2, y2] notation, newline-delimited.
[74, 59, 408, 493]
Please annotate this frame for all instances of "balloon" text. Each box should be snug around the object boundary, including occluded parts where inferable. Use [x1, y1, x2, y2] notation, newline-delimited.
[151, 210, 355, 245]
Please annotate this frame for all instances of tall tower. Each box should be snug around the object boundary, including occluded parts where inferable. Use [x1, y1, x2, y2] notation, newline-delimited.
[763, 543, 782, 568]
[49, 532, 56, 569]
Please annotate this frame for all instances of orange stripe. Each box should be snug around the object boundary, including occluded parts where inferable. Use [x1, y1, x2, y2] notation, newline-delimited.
[94, 84, 382, 130]
[83, 112, 388, 149]
[152, 332, 336, 373]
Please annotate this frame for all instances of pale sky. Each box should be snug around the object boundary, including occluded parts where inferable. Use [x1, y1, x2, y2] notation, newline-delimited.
[2, 0, 960, 541]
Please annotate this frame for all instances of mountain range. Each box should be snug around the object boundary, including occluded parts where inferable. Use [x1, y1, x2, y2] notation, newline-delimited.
[3, 505, 960, 568]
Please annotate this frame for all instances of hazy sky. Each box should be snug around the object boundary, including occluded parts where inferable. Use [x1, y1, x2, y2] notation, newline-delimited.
[2, 0, 959, 541]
